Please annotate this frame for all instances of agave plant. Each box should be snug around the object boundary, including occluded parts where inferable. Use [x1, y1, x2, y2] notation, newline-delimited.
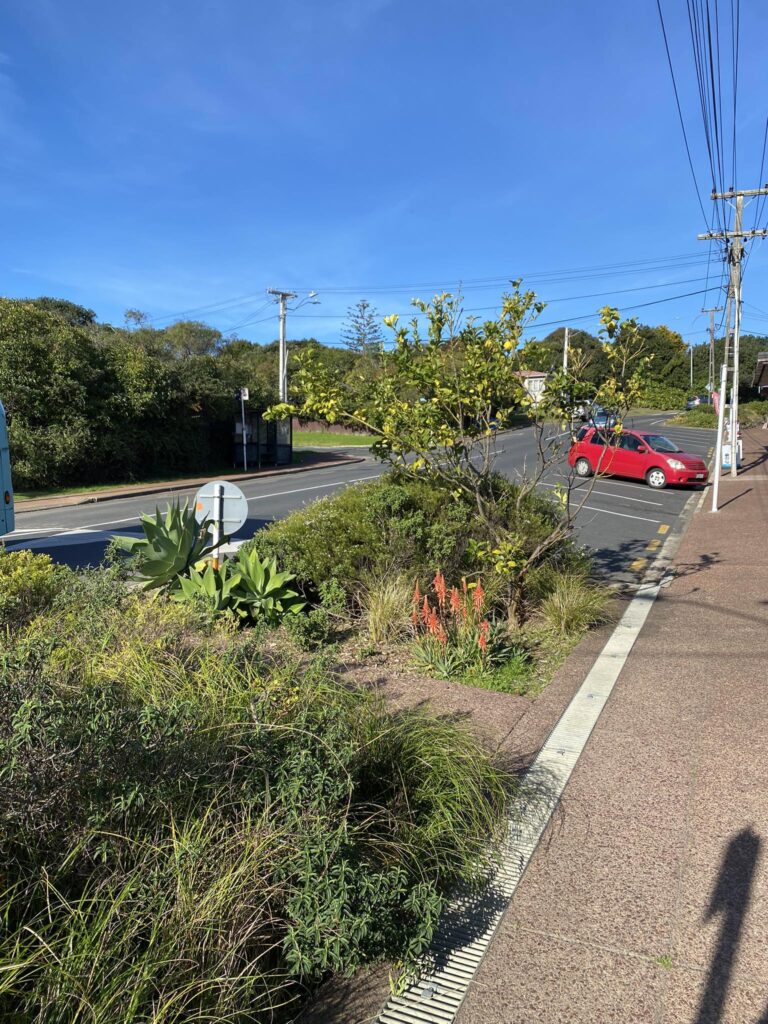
[172, 561, 242, 615]
[112, 501, 221, 591]
[233, 548, 305, 625]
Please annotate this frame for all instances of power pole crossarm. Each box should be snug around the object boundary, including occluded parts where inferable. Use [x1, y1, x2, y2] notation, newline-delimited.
[698, 229, 768, 240]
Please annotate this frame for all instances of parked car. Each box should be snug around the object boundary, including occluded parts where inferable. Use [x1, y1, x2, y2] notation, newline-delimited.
[685, 394, 713, 410]
[568, 427, 709, 489]
[589, 405, 619, 429]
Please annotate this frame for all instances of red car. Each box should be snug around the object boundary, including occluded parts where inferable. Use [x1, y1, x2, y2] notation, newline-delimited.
[568, 428, 709, 489]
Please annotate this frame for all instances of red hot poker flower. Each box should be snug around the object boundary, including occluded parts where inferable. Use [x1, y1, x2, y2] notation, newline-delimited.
[412, 581, 422, 608]
[472, 580, 485, 614]
[449, 586, 461, 617]
[433, 570, 447, 609]
[422, 595, 431, 625]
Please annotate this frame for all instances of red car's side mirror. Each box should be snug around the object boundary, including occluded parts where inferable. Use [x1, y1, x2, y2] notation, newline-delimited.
[637, 445, 648, 454]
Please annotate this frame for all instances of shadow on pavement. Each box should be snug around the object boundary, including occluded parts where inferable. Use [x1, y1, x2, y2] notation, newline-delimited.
[696, 827, 761, 1024]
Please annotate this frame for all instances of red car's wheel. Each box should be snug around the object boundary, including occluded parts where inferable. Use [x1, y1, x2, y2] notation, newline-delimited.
[646, 467, 668, 489]
[574, 457, 593, 478]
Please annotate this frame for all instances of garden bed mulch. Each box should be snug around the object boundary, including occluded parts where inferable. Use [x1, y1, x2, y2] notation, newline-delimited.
[298, 599, 628, 1024]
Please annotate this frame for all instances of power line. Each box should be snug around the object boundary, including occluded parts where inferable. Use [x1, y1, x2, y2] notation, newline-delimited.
[139, 253, 712, 328]
[289, 276, 713, 320]
[657, 0, 712, 228]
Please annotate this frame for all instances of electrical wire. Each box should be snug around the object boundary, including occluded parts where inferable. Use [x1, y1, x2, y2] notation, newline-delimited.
[288, 276, 714, 321]
[657, 0, 712, 228]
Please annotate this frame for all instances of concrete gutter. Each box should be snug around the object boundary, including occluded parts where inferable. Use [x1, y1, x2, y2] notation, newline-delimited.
[15, 454, 368, 514]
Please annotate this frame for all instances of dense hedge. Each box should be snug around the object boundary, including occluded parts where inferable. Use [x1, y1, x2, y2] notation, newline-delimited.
[0, 301, 240, 488]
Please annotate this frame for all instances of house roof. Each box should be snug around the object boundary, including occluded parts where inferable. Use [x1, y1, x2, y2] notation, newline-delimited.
[515, 369, 548, 378]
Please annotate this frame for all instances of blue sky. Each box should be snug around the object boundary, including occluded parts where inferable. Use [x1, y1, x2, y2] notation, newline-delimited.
[2, 0, 768, 346]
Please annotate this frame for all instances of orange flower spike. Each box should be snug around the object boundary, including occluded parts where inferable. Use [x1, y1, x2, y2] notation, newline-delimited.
[437, 626, 448, 646]
[411, 606, 419, 626]
[427, 608, 440, 636]
[449, 586, 461, 617]
[478, 632, 488, 652]
[422, 595, 431, 625]
[412, 580, 422, 608]
[461, 577, 468, 595]
[433, 570, 447, 609]
[472, 580, 485, 614]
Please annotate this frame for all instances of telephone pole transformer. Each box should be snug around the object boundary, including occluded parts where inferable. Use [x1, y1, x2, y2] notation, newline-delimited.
[698, 186, 768, 502]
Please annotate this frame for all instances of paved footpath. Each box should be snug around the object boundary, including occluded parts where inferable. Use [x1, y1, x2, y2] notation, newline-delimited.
[458, 428, 768, 1024]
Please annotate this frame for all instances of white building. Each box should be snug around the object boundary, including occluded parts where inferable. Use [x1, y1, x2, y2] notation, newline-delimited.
[515, 369, 548, 406]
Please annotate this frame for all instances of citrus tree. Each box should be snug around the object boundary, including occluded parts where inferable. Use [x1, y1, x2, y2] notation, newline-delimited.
[266, 292, 649, 622]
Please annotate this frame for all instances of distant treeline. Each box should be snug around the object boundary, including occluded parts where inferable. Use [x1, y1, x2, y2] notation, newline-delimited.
[1, 296, 765, 490]
[0, 298, 356, 490]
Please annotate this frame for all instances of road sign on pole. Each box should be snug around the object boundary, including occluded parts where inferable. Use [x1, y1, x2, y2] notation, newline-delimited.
[238, 388, 249, 472]
[194, 480, 249, 539]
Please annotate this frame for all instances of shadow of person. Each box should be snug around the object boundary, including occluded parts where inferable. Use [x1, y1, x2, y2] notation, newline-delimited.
[695, 827, 761, 1024]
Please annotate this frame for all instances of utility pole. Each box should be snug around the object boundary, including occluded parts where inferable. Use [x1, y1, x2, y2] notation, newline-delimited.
[698, 186, 768, 498]
[267, 288, 297, 403]
[563, 326, 569, 372]
[701, 306, 723, 395]
[689, 345, 693, 388]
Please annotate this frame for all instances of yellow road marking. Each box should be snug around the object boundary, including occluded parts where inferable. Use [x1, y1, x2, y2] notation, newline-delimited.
[646, 538, 661, 552]
[657, 524, 669, 535]
[629, 557, 647, 572]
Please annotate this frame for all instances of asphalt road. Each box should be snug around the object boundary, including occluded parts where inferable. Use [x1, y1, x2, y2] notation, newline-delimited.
[5, 414, 717, 586]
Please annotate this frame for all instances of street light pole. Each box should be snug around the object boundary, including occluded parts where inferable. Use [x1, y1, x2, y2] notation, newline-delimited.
[563, 326, 569, 373]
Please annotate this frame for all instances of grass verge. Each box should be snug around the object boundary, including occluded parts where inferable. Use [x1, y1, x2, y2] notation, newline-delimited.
[294, 430, 374, 447]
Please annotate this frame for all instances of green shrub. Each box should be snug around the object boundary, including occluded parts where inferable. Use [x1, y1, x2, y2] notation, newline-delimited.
[0, 548, 67, 629]
[668, 408, 718, 428]
[739, 400, 768, 427]
[0, 581, 511, 1021]
[284, 606, 335, 649]
[637, 382, 687, 410]
[539, 574, 607, 635]
[246, 472, 579, 613]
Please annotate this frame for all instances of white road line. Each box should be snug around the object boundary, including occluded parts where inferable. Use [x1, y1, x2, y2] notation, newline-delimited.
[539, 481, 664, 507]
[552, 471, 694, 502]
[245, 473, 381, 503]
[575, 504, 664, 524]
[5, 474, 384, 543]
[7, 515, 139, 539]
